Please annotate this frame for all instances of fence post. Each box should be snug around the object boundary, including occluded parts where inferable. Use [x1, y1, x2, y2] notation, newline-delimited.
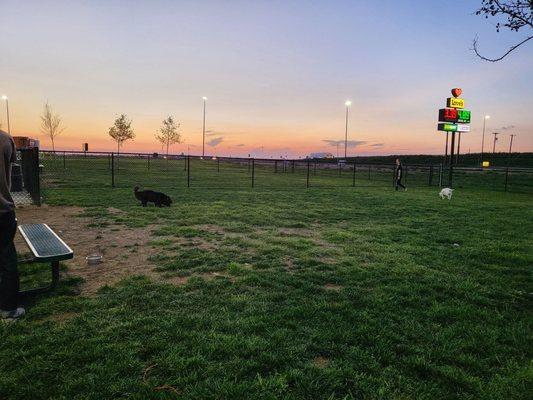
[248, 158, 251, 173]
[352, 161, 356, 187]
[251, 158, 255, 187]
[438, 163, 443, 187]
[306, 159, 310, 188]
[184, 155, 187, 171]
[187, 155, 190, 187]
[338, 163, 341, 176]
[291, 161, 295, 173]
[429, 165, 433, 186]
[63, 151, 66, 169]
[275, 160, 278, 173]
[504, 167, 509, 192]
[111, 153, 115, 188]
[404, 166, 408, 185]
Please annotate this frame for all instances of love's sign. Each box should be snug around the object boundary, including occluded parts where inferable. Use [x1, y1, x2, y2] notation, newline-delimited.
[446, 97, 465, 109]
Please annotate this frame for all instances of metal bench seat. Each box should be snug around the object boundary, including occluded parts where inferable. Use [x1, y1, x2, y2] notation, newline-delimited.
[18, 223, 74, 295]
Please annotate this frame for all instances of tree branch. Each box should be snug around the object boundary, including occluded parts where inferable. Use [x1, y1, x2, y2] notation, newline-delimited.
[472, 34, 533, 61]
[493, 0, 533, 30]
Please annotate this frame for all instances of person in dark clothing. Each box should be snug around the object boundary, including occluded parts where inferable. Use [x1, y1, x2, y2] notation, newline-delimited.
[0, 129, 24, 319]
[395, 158, 406, 191]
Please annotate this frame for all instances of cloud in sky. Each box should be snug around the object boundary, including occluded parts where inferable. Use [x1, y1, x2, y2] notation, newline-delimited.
[323, 139, 366, 148]
[370, 143, 384, 148]
[207, 137, 224, 147]
[500, 125, 515, 130]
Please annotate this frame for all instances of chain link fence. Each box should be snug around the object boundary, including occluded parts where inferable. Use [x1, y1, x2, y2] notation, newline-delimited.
[36, 150, 533, 200]
[11, 148, 41, 206]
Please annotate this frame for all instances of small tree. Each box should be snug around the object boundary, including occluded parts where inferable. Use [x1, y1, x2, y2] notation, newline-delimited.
[155, 116, 181, 157]
[40, 102, 65, 152]
[108, 114, 135, 154]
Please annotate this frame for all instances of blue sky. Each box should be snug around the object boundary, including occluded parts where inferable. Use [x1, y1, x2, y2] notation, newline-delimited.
[1, 0, 531, 155]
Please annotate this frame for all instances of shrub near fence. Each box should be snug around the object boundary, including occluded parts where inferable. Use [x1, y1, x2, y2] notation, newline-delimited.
[39, 151, 533, 197]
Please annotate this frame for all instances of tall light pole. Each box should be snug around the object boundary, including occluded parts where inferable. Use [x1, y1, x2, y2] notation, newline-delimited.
[492, 132, 500, 154]
[1, 95, 10, 134]
[202, 96, 207, 158]
[481, 115, 490, 164]
[344, 100, 351, 159]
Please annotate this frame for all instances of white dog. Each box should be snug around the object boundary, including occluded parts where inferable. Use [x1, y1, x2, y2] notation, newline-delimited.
[439, 188, 454, 200]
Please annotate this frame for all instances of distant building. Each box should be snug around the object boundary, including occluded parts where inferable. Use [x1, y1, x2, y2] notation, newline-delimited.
[309, 152, 334, 159]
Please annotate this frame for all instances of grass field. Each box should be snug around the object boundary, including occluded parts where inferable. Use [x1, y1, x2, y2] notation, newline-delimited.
[1, 164, 532, 399]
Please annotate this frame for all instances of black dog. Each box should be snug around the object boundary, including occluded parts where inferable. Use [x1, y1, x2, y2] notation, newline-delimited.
[134, 186, 172, 207]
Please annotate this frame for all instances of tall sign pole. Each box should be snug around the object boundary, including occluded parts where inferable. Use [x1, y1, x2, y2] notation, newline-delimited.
[437, 88, 470, 188]
[445, 132, 449, 165]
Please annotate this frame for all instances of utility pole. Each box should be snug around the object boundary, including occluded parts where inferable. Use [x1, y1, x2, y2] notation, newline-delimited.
[508, 134, 516, 155]
[480, 115, 490, 164]
[492, 132, 500, 154]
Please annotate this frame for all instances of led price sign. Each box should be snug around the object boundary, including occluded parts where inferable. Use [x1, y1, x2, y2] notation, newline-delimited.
[438, 108, 471, 123]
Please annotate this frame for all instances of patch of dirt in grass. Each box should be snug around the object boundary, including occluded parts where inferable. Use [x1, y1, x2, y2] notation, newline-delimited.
[313, 356, 330, 368]
[196, 224, 228, 235]
[107, 207, 125, 215]
[164, 275, 190, 286]
[175, 237, 218, 251]
[15, 205, 162, 296]
[323, 283, 342, 292]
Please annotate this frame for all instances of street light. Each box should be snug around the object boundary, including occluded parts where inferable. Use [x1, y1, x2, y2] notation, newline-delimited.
[1, 95, 10, 135]
[202, 97, 207, 158]
[481, 115, 490, 164]
[344, 100, 352, 159]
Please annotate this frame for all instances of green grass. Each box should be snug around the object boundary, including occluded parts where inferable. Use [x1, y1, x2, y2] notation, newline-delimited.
[1, 164, 532, 399]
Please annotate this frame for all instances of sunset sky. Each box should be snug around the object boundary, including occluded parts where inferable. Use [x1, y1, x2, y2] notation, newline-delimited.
[1, 0, 532, 158]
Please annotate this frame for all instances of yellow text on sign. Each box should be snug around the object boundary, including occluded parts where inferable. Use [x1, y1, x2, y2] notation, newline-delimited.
[446, 98, 465, 109]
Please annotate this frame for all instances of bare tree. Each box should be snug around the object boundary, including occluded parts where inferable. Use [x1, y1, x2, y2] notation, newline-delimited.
[40, 102, 65, 152]
[155, 116, 181, 157]
[108, 114, 135, 154]
[473, 0, 533, 62]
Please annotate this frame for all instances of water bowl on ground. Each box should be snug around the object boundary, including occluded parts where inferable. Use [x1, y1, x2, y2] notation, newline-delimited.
[86, 254, 103, 266]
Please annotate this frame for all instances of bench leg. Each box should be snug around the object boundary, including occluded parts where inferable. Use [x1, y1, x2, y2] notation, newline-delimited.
[20, 261, 60, 296]
[51, 261, 60, 290]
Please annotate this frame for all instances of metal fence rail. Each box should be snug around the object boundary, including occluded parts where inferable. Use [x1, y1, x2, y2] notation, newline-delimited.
[38, 150, 533, 198]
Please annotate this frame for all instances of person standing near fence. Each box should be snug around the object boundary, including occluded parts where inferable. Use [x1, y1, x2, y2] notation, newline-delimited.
[0, 129, 24, 319]
[395, 158, 406, 191]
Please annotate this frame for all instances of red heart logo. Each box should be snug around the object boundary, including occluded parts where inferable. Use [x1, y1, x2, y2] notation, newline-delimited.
[451, 88, 462, 98]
